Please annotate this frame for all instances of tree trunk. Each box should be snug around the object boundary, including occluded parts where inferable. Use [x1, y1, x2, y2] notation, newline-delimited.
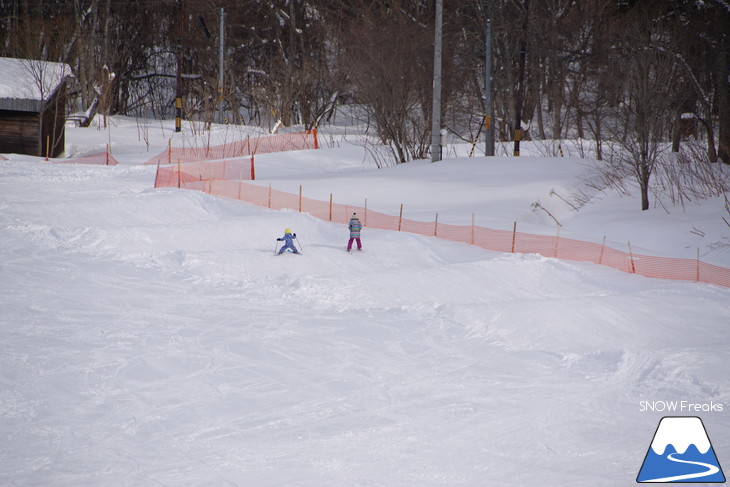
[552, 94, 561, 140]
[576, 109, 584, 140]
[717, 36, 730, 165]
[640, 156, 650, 211]
[671, 111, 681, 153]
[536, 91, 545, 139]
[706, 119, 719, 163]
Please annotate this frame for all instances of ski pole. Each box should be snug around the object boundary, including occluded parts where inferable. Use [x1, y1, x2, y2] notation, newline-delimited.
[295, 236, 304, 251]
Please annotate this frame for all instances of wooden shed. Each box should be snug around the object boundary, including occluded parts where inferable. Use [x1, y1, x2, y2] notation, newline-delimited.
[0, 57, 73, 158]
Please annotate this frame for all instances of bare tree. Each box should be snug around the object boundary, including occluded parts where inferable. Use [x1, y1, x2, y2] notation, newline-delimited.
[657, 140, 730, 211]
[605, 12, 687, 211]
[339, 1, 434, 164]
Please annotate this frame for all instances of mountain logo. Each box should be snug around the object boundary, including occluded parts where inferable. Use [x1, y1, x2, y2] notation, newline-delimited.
[637, 416, 725, 483]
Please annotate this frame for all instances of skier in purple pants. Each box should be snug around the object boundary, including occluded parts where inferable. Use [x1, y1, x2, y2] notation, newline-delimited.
[347, 213, 363, 252]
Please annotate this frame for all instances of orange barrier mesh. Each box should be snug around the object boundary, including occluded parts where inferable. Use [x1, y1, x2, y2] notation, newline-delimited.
[154, 158, 252, 188]
[144, 130, 317, 166]
[53, 151, 120, 165]
[154, 164, 730, 288]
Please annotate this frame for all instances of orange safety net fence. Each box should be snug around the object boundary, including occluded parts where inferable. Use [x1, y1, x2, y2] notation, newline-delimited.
[144, 130, 317, 166]
[154, 158, 253, 188]
[154, 166, 730, 289]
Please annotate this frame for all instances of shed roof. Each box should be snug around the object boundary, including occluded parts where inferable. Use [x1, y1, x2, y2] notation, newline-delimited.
[0, 57, 73, 112]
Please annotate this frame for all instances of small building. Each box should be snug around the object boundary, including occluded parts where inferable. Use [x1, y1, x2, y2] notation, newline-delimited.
[0, 57, 73, 158]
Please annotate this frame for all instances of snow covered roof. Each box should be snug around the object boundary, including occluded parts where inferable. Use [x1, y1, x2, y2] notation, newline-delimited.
[0, 57, 73, 112]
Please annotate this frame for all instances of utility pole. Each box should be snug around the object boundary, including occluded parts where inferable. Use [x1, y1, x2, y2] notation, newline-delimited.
[485, 17, 494, 156]
[217, 8, 225, 124]
[430, 0, 443, 162]
[175, 0, 183, 132]
[513, 0, 529, 156]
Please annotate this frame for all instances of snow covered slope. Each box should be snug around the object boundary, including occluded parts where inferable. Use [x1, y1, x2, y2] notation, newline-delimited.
[1, 118, 729, 486]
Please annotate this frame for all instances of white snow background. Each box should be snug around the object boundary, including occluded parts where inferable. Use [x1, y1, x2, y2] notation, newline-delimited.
[1, 115, 729, 486]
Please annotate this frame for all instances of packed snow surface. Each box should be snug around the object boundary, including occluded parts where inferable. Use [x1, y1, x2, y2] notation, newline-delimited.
[1, 117, 729, 486]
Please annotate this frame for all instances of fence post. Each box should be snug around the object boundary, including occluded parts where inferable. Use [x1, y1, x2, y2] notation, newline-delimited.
[511, 221, 517, 253]
[598, 236, 606, 265]
[696, 247, 700, 282]
[154, 160, 161, 188]
[628, 241, 636, 273]
[434, 213, 439, 237]
[299, 185, 303, 212]
[471, 213, 475, 245]
[553, 225, 560, 258]
[398, 204, 404, 231]
[250, 155, 255, 180]
[177, 158, 181, 188]
[329, 193, 333, 221]
[238, 180, 243, 200]
[168, 138, 172, 165]
[106, 144, 110, 165]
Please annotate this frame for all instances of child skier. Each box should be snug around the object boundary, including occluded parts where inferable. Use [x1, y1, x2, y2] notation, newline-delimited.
[276, 228, 300, 255]
[347, 213, 363, 252]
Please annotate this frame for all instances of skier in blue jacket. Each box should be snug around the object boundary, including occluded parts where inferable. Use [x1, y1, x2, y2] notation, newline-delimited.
[347, 213, 363, 252]
[277, 228, 300, 254]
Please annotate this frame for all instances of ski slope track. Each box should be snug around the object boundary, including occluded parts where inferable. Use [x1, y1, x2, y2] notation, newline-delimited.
[1, 119, 729, 486]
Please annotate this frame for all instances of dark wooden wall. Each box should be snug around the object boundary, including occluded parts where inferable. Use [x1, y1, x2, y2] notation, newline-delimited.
[0, 85, 66, 158]
[0, 110, 40, 156]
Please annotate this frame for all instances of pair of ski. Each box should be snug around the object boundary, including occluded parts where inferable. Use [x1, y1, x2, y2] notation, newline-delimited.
[274, 242, 303, 256]
[274, 245, 364, 256]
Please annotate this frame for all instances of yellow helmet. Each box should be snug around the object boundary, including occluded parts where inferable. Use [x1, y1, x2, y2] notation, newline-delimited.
[285, 228, 292, 234]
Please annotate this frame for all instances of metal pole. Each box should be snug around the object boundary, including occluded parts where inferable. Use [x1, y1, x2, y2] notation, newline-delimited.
[485, 18, 494, 156]
[217, 8, 225, 124]
[175, 0, 183, 133]
[430, 0, 443, 162]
